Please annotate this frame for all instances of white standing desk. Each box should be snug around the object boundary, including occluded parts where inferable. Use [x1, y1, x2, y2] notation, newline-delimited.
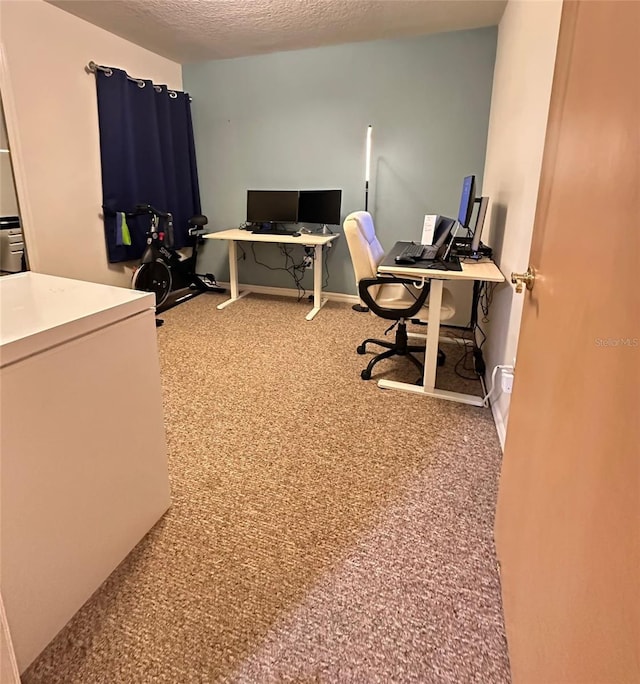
[377, 256, 505, 406]
[203, 228, 339, 320]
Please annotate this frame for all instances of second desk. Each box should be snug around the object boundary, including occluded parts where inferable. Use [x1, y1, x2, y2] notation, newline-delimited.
[378, 245, 505, 406]
[203, 229, 339, 320]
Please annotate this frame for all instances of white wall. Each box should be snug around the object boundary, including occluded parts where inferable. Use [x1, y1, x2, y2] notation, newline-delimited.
[481, 0, 562, 447]
[0, 106, 18, 216]
[0, 594, 19, 684]
[0, 0, 182, 287]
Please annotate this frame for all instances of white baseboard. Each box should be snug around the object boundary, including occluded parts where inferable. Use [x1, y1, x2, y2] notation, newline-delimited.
[491, 399, 508, 451]
[216, 281, 360, 305]
[321, 291, 361, 305]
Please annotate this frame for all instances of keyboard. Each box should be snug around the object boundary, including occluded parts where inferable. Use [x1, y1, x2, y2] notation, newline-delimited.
[250, 228, 297, 236]
[421, 245, 439, 260]
[398, 243, 425, 260]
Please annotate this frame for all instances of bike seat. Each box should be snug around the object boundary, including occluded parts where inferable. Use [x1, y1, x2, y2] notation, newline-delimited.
[189, 214, 208, 227]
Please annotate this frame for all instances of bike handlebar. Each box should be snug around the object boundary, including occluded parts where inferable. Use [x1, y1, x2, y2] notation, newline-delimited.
[132, 203, 172, 219]
[129, 204, 174, 247]
[127, 205, 206, 250]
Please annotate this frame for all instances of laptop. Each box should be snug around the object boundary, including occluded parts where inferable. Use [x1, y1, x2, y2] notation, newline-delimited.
[422, 216, 456, 260]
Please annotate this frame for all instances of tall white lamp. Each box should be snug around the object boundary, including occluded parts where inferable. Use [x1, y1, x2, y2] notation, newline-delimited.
[354, 124, 374, 313]
[365, 124, 372, 211]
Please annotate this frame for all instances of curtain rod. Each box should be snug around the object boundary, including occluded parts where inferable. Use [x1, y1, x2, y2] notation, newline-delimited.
[86, 61, 192, 101]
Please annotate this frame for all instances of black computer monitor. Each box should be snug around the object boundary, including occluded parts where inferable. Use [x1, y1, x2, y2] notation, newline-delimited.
[471, 196, 489, 252]
[457, 175, 476, 228]
[298, 190, 342, 225]
[247, 190, 299, 224]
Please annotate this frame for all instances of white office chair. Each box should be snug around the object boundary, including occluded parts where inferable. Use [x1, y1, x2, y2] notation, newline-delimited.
[343, 211, 455, 380]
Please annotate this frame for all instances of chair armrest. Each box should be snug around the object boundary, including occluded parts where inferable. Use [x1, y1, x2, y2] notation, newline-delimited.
[358, 277, 430, 321]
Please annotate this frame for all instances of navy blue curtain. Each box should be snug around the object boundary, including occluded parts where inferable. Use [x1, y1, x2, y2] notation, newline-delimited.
[95, 68, 201, 263]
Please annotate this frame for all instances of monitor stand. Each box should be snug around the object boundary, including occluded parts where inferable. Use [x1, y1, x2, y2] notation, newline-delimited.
[451, 237, 493, 259]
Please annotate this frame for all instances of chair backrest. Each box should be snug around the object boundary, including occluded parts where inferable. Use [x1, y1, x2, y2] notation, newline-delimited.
[343, 211, 386, 284]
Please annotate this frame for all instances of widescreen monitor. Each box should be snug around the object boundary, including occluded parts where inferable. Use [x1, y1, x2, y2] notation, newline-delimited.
[298, 190, 342, 225]
[247, 190, 299, 224]
[457, 175, 476, 228]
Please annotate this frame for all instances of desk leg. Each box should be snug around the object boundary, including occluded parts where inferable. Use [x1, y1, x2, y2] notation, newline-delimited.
[305, 244, 327, 321]
[228, 240, 239, 300]
[217, 240, 250, 310]
[422, 279, 443, 391]
[378, 279, 484, 406]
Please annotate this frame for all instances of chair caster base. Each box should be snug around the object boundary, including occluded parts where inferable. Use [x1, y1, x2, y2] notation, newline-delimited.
[356, 344, 366, 355]
[361, 369, 371, 380]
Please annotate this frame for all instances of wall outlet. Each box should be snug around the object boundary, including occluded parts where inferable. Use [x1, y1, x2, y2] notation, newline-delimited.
[501, 369, 514, 394]
[303, 256, 313, 269]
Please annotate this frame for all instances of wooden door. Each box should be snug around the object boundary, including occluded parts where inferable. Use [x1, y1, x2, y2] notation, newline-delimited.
[495, 2, 640, 682]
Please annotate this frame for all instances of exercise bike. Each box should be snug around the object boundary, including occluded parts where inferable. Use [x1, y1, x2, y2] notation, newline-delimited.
[131, 204, 224, 313]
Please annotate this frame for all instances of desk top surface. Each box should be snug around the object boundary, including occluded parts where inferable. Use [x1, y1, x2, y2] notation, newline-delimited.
[378, 241, 505, 283]
[203, 228, 339, 246]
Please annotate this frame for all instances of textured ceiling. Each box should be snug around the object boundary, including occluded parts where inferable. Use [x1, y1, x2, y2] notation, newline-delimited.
[47, 0, 506, 63]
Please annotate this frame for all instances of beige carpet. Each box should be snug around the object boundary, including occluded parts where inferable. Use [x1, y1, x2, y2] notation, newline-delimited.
[23, 292, 510, 683]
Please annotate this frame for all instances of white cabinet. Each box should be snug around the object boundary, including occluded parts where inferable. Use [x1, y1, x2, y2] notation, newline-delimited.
[0, 217, 24, 273]
[0, 273, 171, 673]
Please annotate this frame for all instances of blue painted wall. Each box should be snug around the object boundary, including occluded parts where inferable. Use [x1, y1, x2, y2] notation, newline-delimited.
[184, 28, 497, 298]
